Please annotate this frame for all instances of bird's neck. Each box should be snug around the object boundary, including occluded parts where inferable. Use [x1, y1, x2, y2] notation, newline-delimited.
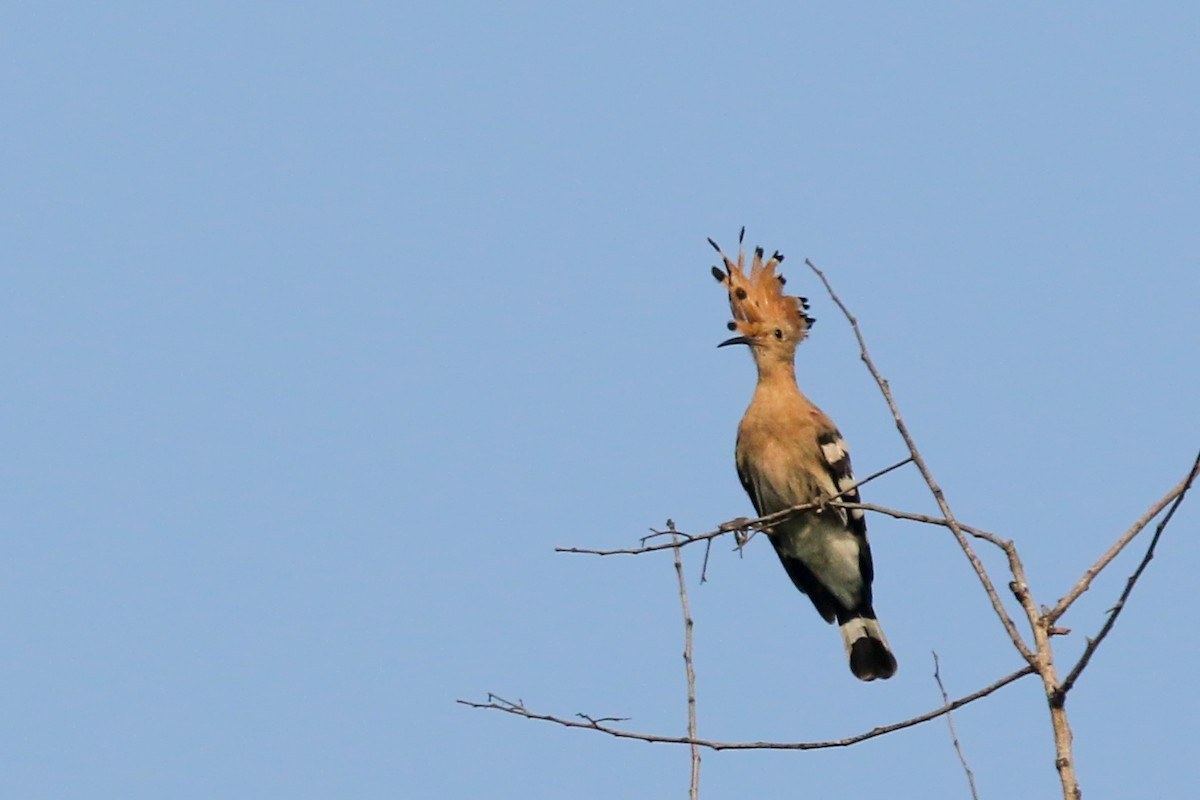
[752, 356, 799, 392]
[748, 358, 807, 414]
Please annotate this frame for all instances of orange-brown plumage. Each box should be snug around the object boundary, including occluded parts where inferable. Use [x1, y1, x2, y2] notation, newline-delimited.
[709, 234, 814, 345]
[711, 231, 896, 681]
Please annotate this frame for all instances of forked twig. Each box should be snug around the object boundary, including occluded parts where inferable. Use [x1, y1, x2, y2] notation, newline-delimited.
[1049, 450, 1200, 624]
[1055, 450, 1200, 699]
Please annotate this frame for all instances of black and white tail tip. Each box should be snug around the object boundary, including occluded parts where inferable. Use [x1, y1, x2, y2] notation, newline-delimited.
[841, 616, 897, 681]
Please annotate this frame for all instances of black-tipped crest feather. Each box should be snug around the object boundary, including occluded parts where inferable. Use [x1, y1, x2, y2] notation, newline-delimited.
[707, 230, 811, 343]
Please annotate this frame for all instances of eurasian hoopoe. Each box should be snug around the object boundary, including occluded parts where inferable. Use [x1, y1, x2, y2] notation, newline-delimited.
[710, 231, 897, 681]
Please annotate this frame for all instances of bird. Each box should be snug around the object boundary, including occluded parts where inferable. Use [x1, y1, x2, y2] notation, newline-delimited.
[710, 229, 897, 681]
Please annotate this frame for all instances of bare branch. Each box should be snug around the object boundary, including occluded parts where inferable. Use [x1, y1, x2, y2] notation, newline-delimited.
[1048, 450, 1200, 623]
[933, 652, 979, 800]
[555, 456, 913, 557]
[669, 529, 701, 799]
[458, 666, 1035, 751]
[805, 258, 1037, 665]
[1054, 449, 1200, 699]
[578, 713, 632, 724]
[828, 500, 1009, 548]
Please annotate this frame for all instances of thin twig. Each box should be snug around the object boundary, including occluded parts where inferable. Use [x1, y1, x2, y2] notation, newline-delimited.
[669, 528, 701, 799]
[806, 258, 1037, 666]
[933, 652, 979, 800]
[828, 501, 1008, 548]
[1048, 450, 1200, 623]
[558, 498, 993, 560]
[555, 457, 913, 557]
[458, 666, 1035, 751]
[1055, 450, 1200, 699]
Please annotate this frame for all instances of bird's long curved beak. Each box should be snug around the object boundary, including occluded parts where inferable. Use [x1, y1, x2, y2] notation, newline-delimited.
[717, 335, 755, 348]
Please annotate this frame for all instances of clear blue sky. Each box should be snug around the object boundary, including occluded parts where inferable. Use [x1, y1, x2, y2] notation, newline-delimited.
[3, 4, 1197, 799]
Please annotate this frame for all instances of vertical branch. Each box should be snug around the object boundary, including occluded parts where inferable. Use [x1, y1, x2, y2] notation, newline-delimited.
[804, 259, 1079, 797]
[805, 258, 1036, 664]
[932, 652, 979, 800]
[1047, 702, 1078, 800]
[670, 525, 701, 799]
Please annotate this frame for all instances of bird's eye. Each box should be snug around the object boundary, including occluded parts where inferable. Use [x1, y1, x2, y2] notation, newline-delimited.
[773, 329, 784, 339]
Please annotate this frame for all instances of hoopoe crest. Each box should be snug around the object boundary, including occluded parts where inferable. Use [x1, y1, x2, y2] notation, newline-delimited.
[711, 229, 897, 681]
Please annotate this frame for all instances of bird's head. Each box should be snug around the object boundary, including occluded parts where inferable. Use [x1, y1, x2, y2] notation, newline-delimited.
[709, 229, 815, 365]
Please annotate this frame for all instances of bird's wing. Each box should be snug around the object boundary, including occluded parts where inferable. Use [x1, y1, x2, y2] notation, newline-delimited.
[735, 447, 765, 518]
[815, 429, 874, 586]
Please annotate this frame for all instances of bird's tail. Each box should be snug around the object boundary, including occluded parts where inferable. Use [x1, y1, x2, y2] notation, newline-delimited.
[839, 614, 897, 681]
